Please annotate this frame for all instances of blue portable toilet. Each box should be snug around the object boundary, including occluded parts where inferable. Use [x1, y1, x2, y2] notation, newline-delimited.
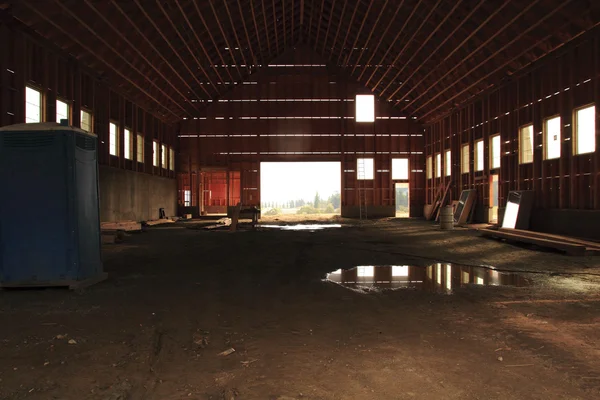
[0, 122, 106, 288]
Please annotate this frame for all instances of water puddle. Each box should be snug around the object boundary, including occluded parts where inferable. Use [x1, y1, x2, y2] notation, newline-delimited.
[325, 264, 530, 294]
[258, 224, 342, 231]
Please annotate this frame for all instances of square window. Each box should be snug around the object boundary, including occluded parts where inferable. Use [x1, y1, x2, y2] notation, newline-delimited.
[435, 153, 441, 178]
[80, 109, 93, 133]
[169, 148, 175, 171]
[519, 124, 534, 164]
[137, 134, 144, 163]
[153, 141, 159, 167]
[357, 158, 374, 180]
[161, 144, 167, 168]
[56, 99, 69, 123]
[574, 105, 595, 155]
[445, 150, 451, 176]
[490, 135, 501, 169]
[25, 86, 41, 123]
[124, 128, 132, 160]
[355, 95, 374, 122]
[461, 144, 470, 174]
[357, 266, 374, 277]
[426, 156, 433, 179]
[544, 116, 561, 159]
[391, 158, 409, 180]
[475, 139, 484, 171]
[109, 122, 118, 156]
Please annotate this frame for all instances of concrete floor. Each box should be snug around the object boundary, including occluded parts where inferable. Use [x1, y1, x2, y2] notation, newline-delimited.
[2, 218, 600, 399]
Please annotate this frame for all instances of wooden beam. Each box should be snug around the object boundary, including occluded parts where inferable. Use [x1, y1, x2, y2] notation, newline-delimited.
[261, 0, 272, 56]
[351, 0, 388, 76]
[378, 0, 452, 97]
[416, 0, 574, 120]
[357, 0, 403, 82]
[300, 0, 304, 26]
[29, 0, 184, 119]
[321, 0, 337, 55]
[173, 0, 225, 86]
[154, 1, 219, 96]
[343, 0, 374, 66]
[272, 0, 279, 53]
[193, 0, 236, 82]
[389, 0, 486, 104]
[249, 0, 265, 61]
[222, 0, 249, 70]
[365, 0, 421, 87]
[239, 0, 259, 67]
[314, 0, 326, 52]
[335, 0, 360, 66]
[328, 0, 347, 58]
[404, 0, 538, 115]
[208, 0, 244, 81]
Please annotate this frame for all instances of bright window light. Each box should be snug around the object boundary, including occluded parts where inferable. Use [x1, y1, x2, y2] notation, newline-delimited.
[446, 264, 452, 291]
[575, 105, 595, 155]
[502, 200, 520, 229]
[476, 276, 484, 285]
[462, 271, 469, 284]
[124, 128, 132, 160]
[137, 134, 144, 163]
[81, 110, 92, 133]
[519, 124, 534, 164]
[153, 141, 159, 166]
[355, 95, 374, 122]
[461, 144, 470, 174]
[357, 266, 374, 277]
[161, 144, 167, 168]
[445, 150, 451, 176]
[25, 86, 41, 123]
[426, 156, 432, 179]
[435, 153, 442, 178]
[475, 140, 484, 171]
[109, 122, 118, 156]
[56, 99, 69, 123]
[357, 158, 374, 180]
[184, 190, 191, 206]
[391, 158, 409, 180]
[490, 135, 501, 169]
[392, 266, 409, 277]
[169, 148, 175, 171]
[544, 116, 561, 159]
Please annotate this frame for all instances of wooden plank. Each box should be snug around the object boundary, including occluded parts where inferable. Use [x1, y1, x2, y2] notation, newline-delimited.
[480, 228, 587, 256]
[499, 228, 600, 249]
[101, 221, 142, 231]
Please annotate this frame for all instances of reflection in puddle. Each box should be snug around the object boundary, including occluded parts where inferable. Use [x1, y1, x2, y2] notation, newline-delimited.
[325, 264, 530, 294]
[258, 224, 342, 231]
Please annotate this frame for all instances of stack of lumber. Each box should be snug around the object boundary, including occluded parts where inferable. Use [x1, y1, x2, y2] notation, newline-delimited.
[480, 227, 600, 256]
[144, 218, 175, 226]
[425, 181, 452, 221]
[100, 221, 142, 232]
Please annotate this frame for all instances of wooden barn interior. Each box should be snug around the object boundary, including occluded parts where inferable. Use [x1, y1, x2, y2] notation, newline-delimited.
[2, 1, 600, 399]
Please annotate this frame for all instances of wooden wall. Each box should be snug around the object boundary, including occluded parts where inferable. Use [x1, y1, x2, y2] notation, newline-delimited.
[424, 31, 600, 220]
[178, 47, 424, 216]
[0, 17, 177, 178]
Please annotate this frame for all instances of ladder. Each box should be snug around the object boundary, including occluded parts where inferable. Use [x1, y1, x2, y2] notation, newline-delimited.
[357, 158, 367, 220]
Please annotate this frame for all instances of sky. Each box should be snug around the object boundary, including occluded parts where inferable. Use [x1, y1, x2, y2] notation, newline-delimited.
[260, 162, 341, 203]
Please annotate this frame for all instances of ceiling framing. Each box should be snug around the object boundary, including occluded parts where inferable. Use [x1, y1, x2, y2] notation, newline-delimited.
[6, 0, 599, 123]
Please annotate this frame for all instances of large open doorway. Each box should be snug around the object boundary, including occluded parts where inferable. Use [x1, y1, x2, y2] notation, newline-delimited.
[260, 162, 341, 219]
[395, 182, 410, 218]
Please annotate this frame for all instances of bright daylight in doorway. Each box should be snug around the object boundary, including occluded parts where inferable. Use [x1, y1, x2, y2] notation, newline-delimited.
[260, 162, 341, 216]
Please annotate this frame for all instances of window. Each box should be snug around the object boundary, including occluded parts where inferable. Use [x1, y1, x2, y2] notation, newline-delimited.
[435, 153, 441, 178]
[445, 150, 451, 176]
[519, 124, 534, 164]
[161, 144, 167, 168]
[80, 109, 92, 133]
[25, 86, 41, 123]
[357, 158, 374, 180]
[356, 266, 374, 277]
[137, 134, 144, 163]
[56, 99, 69, 123]
[461, 144, 470, 174]
[574, 105, 595, 155]
[355, 94, 374, 122]
[109, 122, 118, 156]
[184, 190, 191, 206]
[124, 128, 132, 160]
[543, 116, 561, 159]
[391, 158, 409, 180]
[169, 148, 175, 171]
[490, 135, 501, 169]
[426, 156, 433, 179]
[475, 139, 484, 171]
[153, 141, 159, 167]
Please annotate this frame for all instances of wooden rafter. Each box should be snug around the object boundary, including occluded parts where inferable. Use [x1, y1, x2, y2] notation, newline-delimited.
[239, 0, 259, 67]
[222, 0, 249, 70]
[208, 0, 244, 81]
[351, 0, 388, 75]
[261, 0, 272, 56]
[321, 0, 336, 55]
[343, 0, 374, 66]
[249, 0, 265, 61]
[272, 0, 279, 53]
[335, 0, 360, 66]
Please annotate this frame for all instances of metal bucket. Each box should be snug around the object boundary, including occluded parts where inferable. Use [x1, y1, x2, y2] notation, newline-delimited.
[440, 206, 454, 230]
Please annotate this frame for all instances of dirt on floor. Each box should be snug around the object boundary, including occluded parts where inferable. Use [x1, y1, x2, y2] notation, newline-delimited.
[2, 218, 600, 399]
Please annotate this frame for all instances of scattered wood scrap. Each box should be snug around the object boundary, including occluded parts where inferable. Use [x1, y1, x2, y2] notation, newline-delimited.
[101, 221, 141, 232]
[144, 218, 175, 226]
[480, 228, 600, 256]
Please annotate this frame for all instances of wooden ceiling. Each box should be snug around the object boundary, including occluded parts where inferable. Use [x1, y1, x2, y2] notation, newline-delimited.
[7, 0, 600, 123]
